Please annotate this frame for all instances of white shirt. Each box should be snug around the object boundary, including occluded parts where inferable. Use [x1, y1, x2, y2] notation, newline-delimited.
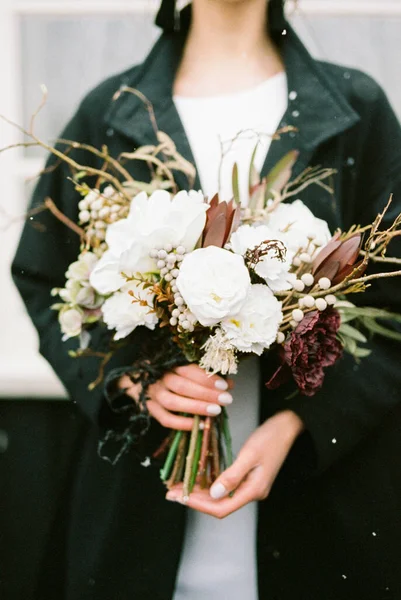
[172, 73, 288, 600]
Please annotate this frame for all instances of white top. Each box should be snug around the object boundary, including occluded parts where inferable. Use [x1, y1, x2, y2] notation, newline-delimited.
[172, 74, 288, 600]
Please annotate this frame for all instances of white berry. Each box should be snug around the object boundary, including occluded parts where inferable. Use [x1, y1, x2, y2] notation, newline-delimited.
[175, 297, 184, 306]
[160, 268, 168, 277]
[292, 257, 301, 267]
[176, 246, 186, 255]
[164, 243, 173, 252]
[325, 294, 337, 305]
[315, 298, 328, 311]
[79, 210, 90, 223]
[292, 309, 304, 322]
[276, 331, 285, 344]
[171, 285, 178, 293]
[171, 268, 180, 278]
[318, 277, 331, 290]
[181, 320, 190, 329]
[165, 273, 173, 282]
[290, 320, 298, 329]
[172, 309, 180, 318]
[158, 250, 167, 259]
[293, 279, 305, 292]
[149, 249, 159, 259]
[300, 252, 312, 263]
[169, 317, 178, 326]
[301, 273, 314, 286]
[78, 199, 89, 210]
[302, 295, 316, 308]
[157, 260, 166, 269]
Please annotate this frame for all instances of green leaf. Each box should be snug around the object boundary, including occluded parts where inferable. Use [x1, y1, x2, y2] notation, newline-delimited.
[361, 317, 401, 342]
[341, 306, 401, 323]
[232, 162, 240, 205]
[264, 150, 299, 201]
[352, 347, 372, 358]
[248, 142, 260, 193]
[339, 323, 368, 343]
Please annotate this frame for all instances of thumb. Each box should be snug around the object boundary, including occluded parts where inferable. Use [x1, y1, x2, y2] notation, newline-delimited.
[209, 453, 255, 500]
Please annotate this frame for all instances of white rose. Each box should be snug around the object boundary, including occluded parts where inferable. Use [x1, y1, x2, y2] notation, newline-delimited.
[90, 189, 208, 294]
[230, 224, 294, 292]
[59, 308, 83, 339]
[101, 281, 158, 340]
[267, 199, 331, 254]
[176, 246, 251, 327]
[221, 284, 283, 354]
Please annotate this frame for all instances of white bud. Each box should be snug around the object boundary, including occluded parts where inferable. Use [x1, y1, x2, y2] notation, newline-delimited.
[318, 277, 331, 290]
[181, 320, 190, 329]
[160, 267, 168, 277]
[292, 257, 302, 267]
[110, 204, 120, 213]
[171, 285, 178, 293]
[300, 252, 311, 263]
[292, 308, 304, 322]
[78, 199, 89, 210]
[175, 296, 184, 306]
[90, 209, 98, 219]
[157, 260, 166, 269]
[98, 206, 110, 219]
[79, 210, 90, 223]
[167, 253, 177, 264]
[301, 273, 314, 286]
[149, 249, 159, 259]
[169, 317, 178, 326]
[293, 279, 305, 292]
[109, 213, 118, 222]
[302, 295, 315, 308]
[187, 313, 197, 324]
[176, 246, 186, 255]
[315, 298, 328, 311]
[314, 238, 325, 248]
[158, 249, 167, 259]
[164, 243, 173, 252]
[290, 320, 298, 329]
[172, 308, 180, 318]
[325, 294, 337, 306]
[178, 313, 186, 322]
[276, 331, 285, 344]
[165, 273, 173, 282]
[95, 229, 105, 240]
[95, 220, 105, 229]
[171, 268, 180, 278]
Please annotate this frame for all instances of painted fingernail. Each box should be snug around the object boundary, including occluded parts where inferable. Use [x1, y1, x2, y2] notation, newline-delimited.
[206, 404, 222, 416]
[215, 379, 228, 391]
[210, 482, 227, 500]
[218, 392, 233, 405]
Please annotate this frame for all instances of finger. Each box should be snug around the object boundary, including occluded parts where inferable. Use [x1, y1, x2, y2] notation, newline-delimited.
[174, 364, 233, 392]
[163, 372, 233, 405]
[156, 388, 224, 417]
[147, 400, 194, 431]
[166, 468, 265, 518]
[208, 452, 257, 499]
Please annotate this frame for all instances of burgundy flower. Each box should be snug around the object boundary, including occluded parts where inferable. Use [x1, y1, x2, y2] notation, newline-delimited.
[312, 232, 366, 285]
[202, 194, 240, 248]
[266, 308, 343, 396]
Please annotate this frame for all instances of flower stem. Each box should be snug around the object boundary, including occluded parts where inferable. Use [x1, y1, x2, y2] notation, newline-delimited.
[167, 432, 188, 488]
[222, 408, 233, 467]
[160, 430, 182, 482]
[189, 428, 203, 492]
[198, 417, 212, 486]
[183, 415, 200, 499]
[210, 422, 220, 482]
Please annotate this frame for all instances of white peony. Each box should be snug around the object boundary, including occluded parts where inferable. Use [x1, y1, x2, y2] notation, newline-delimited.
[221, 284, 283, 354]
[230, 224, 294, 292]
[176, 246, 251, 327]
[267, 199, 331, 255]
[59, 308, 83, 339]
[65, 252, 98, 282]
[101, 281, 158, 340]
[90, 189, 208, 294]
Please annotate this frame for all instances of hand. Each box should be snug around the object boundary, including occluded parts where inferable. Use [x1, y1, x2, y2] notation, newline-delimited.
[166, 410, 304, 518]
[118, 364, 234, 431]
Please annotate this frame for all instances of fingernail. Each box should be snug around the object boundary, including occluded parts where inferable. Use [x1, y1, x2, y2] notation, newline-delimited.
[206, 404, 222, 416]
[166, 492, 178, 502]
[218, 392, 233, 405]
[215, 379, 228, 391]
[210, 482, 227, 500]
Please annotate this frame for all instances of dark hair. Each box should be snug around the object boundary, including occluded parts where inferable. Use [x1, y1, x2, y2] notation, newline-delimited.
[156, 0, 286, 33]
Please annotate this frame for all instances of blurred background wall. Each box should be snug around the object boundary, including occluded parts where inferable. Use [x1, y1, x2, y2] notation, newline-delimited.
[0, 0, 400, 597]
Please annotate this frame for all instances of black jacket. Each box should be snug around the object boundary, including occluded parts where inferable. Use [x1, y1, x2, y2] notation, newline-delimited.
[12, 15, 401, 600]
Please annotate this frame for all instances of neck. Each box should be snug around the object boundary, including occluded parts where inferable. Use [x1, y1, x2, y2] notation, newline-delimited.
[189, 0, 272, 59]
[174, 0, 284, 96]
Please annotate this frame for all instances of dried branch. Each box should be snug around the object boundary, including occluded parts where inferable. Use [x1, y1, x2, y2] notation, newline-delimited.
[44, 197, 85, 237]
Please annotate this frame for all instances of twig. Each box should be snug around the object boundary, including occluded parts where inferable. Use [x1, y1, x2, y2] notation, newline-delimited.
[44, 197, 85, 237]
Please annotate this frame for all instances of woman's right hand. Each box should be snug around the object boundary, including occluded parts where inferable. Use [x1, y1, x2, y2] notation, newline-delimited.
[118, 364, 234, 431]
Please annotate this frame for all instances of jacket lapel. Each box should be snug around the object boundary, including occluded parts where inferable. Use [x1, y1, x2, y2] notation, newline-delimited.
[104, 13, 360, 191]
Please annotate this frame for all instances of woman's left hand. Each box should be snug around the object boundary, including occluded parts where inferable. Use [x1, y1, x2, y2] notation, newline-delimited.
[166, 410, 304, 518]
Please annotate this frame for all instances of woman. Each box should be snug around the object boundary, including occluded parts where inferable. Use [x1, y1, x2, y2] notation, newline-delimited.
[12, 0, 401, 599]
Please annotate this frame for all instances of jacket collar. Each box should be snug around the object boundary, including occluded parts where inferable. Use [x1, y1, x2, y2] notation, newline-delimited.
[105, 11, 360, 190]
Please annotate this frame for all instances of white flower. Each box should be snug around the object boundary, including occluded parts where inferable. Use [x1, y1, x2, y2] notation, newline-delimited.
[101, 281, 158, 340]
[59, 308, 83, 339]
[221, 284, 283, 354]
[90, 189, 208, 294]
[199, 329, 238, 375]
[230, 224, 294, 292]
[267, 199, 331, 254]
[65, 252, 98, 283]
[176, 246, 251, 327]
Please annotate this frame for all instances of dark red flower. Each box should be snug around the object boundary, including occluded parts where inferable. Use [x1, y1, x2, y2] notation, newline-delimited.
[266, 309, 343, 396]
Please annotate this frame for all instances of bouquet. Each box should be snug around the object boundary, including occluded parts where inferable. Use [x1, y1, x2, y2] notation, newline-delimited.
[3, 89, 401, 499]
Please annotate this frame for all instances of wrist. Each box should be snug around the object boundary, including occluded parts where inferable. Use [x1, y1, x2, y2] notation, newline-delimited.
[272, 409, 305, 443]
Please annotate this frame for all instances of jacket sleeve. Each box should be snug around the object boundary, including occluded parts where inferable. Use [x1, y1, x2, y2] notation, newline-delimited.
[280, 82, 401, 475]
[11, 96, 147, 427]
